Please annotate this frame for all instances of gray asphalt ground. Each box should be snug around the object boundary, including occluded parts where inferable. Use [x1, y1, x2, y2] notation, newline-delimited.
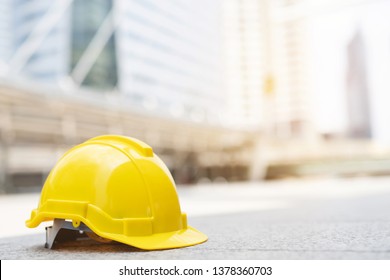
[1, 177, 390, 259]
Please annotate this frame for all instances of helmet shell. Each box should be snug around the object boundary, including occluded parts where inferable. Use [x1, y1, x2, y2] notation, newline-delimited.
[26, 135, 207, 250]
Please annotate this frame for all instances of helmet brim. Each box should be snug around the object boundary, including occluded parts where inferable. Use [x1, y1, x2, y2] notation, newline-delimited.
[106, 225, 208, 250]
[27, 211, 207, 250]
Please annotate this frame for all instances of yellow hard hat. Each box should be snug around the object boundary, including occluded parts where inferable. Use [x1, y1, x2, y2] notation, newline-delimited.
[26, 135, 207, 250]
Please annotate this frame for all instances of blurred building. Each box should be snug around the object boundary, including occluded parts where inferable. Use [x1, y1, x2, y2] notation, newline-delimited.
[222, 0, 268, 128]
[222, 0, 314, 139]
[3, 0, 70, 83]
[0, 0, 224, 123]
[269, 0, 313, 140]
[302, 0, 390, 143]
[115, 1, 224, 123]
[258, 0, 390, 142]
[0, 0, 12, 72]
[0, 0, 256, 193]
[346, 29, 371, 139]
[221, 0, 390, 180]
[71, 0, 117, 90]
[0, 0, 10, 52]
[2, 0, 390, 191]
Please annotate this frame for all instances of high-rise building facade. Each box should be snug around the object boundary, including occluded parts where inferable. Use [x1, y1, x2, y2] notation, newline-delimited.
[221, 0, 268, 128]
[269, 0, 311, 139]
[4, 0, 70, 83]
[345, 29, 371, 139]
[0, 0, 225, 123]
[0, 0, 13, 73]
[115, 0, 224, 123]
[223, 0, 390, 141]
[71, 0, 117, 90]
[221, 0, 312, 136]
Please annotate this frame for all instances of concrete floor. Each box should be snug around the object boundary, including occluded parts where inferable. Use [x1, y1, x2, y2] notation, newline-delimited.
[1, 177, 390, 259]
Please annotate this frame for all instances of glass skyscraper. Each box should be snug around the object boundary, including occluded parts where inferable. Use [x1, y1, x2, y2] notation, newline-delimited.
[71, 0, 117, 90]
[0, 0, 224, 123]
[6, 0, 70, 82]
[115, 0, 223, 122]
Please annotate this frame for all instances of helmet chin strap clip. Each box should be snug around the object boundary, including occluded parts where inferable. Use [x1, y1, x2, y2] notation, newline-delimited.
[45, 219, 92, 249]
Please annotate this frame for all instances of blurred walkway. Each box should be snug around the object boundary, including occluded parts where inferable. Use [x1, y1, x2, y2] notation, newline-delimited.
[1, 177, 390, 259]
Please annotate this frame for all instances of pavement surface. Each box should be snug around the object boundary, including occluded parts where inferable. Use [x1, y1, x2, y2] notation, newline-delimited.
[1, 177, 390, 259]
